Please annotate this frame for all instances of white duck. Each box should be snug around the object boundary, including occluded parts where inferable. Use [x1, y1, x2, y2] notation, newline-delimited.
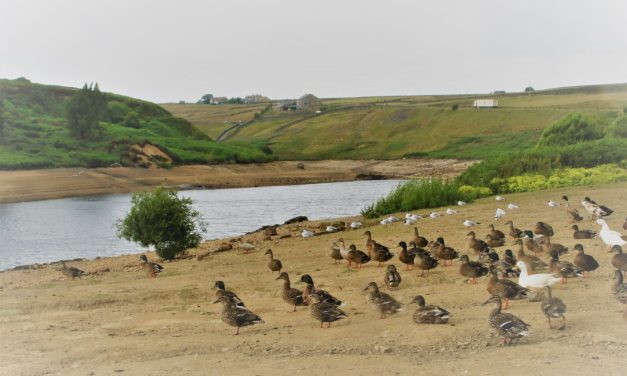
[387, 215, 400, 223]
[380, 218, 392, 225]
[547, 200, 560, 208]
[457, 200, 467, 206]
[429, 211, 441, 219]
[406, 213, 422, 221]
[326, 225, 338, 233]
[350, 222, 362, 229]
[507, 203, 519, 210]
[463, 219, 480, 227]
[301, 229, 314, 238]
[596, 219, 626, 249]
[404, 218, 416, 225]
[446, 208, 458, 215]
[494, 208, 506, 220]
[495, 196, 505, 201]
[516, 261, 561, 289]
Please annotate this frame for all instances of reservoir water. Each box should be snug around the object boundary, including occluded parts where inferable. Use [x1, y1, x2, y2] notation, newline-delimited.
[0, 179, 403, 270]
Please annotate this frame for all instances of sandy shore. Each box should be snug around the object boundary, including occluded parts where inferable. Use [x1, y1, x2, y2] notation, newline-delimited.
[0, 182, 625, 375]
[0, 159, 474, 204]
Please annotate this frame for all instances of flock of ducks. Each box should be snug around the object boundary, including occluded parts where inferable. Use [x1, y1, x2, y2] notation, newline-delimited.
[58, 192, 627, 344]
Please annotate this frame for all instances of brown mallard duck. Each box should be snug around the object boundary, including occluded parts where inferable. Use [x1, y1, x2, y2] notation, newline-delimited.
[487, 224, 506, 241]
[505, 220, 523, 240]
[541, 237, 568, 256]
[60, 262, 85, 279]
[139, 255, 163, 278]
[548, 251, 583, 283]
[410, 295, 450, 324]
[329, 240, 343, 264]
[384, 264, 402, 289]
[534, 221, 554, 238]
[483, 295, 530, 346]
[364, 231, 394, 266]
[562, 195, 583, 222]
[346, 244, 371, 269]
[503, 249, 517, 266]
[413, 227, 429, 247]
[458, 255, 489, 284]
[485, 234, 506, 248]
[300, 274, 343, 306]
[398, 241, 416, 270]
[611, 269, 627, 304]
[540, 286, 567, 330]
[573, 244, 599, 276]
[467, 231, 489, 259]
[571, 225, 596, 239]
[433, 237, 459, 266]
[611, 245, 627, 274]
[264, 249, 283, 273]
[488, 250, 519, 278]
[275, 272, 307, 311]
[414, 249, 438, 277]
[213, 295, 264, 335]
[214, 280, 245, 307]
[522, 233, 544, 255]
[486, 267, 529, 309]
[363, 281, 403, 318]
[514, 239, 548, 274]
[308, 292, 348, 328]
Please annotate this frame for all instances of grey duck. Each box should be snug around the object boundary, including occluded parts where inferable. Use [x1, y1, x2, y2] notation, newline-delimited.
[213, 295, 264, 335]
[483, 295, 530, 345]
[60, 262, 85, 279]
[410, 295, 450, 324]
[363, 282, 403, 318]
[540, 286, 567, 330]
[308, 293, 348, 328]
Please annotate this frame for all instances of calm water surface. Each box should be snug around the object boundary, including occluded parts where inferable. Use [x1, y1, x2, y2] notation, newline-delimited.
[0, 180, 403, 270]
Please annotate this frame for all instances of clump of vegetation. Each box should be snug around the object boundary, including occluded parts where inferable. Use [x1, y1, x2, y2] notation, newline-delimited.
[537, 113, 605, 147]
[66, 83, 107, 140]
[116, 187, 205, 260]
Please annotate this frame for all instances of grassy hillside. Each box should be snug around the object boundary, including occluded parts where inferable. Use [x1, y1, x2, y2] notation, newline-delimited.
[0, 78, 274, 169]
[164, 84, 627, 160]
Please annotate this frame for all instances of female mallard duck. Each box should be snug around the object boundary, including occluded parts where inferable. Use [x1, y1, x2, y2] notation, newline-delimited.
[489, 250, 519, 278]
[308, 293, 348, 328]
[139, 255, 163, 278]
[503, 249, 517, 267]
[486, 267, 529, 309]
[398, 241, 416, 270]
[485, 234, 506, 248]
[275, 272, 307, 311]
[364, 231, 394, 266]
[541, 237, 568, 256]
[300, 274, 343, 306]
[562, 195, 583, 222]
[541, 286, 566, 330]
[534, 221, 554, 238]
[466, 231, 490, 257]
[433, 238, 459, 266]
[516, 261, 561, 289]
[522, 233, 544, 255]
[329, 240, 343, 264]
[611, 245, 627, 274]
[410, 295, 450, 324]
[60, 262, 85, 279]
[572, 244, 599, 276]
[458, 255, 489, 284]
[347, 244, 371, 269]
[414, 250, 439, 277]
[264, 249, 283, 273]
[483, 295, 530, 346]
[213, 295, 264, 335]
[214, 281, 245, 307]
[363, 281, 403, 318]
[611, 269, 627, 304]
[505, 220, 523, 240]
[487, 224, 506, 241]
[384, 265, 402, 289]
[548, 251, 583, 283]
[413, 227, 429, 247]
[514, 239, 548, 273]
[571, 225, 596, 239]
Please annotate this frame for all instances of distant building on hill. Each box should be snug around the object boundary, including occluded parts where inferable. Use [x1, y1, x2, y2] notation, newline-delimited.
[473, 99, 499, 108]
[296, 94, 321, 111]
[492, 90, 506, 95]
[273, 100, 297, 112]
[210, 97, 228, 105]
[244, 94, 270, 104]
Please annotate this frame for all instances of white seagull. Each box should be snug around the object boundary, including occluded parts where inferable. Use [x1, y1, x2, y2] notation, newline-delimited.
[494, 208, 506, 220]
[326, 225, 338, 233]
[301, 229, 314, 238]
[463, 219, 480, 227]
[495, 196, 505, 201]
[404, 218, 416, 225]
[516, 261, 561, 289]
[446, 208, 458, 215]
[507, 203, 519, 210]
[457, 201, 467, 206]
[596, 218, 626, 249]
[547, 200, 560, 208]
[429, 211, 441, 219]
[350, 222, 362, 229]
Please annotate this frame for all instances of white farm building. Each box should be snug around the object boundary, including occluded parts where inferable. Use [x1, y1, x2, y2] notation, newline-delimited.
[473, 99, 499, 108]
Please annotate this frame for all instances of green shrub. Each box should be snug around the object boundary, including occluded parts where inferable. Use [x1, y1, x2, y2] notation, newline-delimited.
[116, 187, 205, 260]
[537, 113, 604, 147]
[106, 101, 130, 123]
[451, 104, 459, 111]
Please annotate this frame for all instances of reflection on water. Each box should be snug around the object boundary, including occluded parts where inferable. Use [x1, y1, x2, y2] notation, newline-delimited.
[0, 180, 403, 270]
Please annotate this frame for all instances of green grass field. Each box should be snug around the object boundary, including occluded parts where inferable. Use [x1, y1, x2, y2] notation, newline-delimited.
[164, 84, 627, 160]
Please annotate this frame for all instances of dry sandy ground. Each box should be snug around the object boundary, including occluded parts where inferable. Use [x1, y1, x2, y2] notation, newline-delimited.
[0, 183, 625, 375]
[0, 159, 474, 204]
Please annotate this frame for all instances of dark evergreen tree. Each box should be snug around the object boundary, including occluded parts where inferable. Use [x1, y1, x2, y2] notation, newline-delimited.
[66, 83, 107, 139]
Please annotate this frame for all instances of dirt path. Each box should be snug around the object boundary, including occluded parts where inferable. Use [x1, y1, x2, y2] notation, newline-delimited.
[0, 183, 625, 375]
[0, 159, 475, 203]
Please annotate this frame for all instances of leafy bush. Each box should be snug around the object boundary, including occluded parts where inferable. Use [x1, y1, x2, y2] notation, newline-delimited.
[537, 113, 604, 147]
[106, 101, 130, 123]
[451, 104, 459, 111]
[116, 187, 206, 259]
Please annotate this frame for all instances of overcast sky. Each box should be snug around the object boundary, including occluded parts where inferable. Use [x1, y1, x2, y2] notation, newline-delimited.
[1, 0, 626, 103]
